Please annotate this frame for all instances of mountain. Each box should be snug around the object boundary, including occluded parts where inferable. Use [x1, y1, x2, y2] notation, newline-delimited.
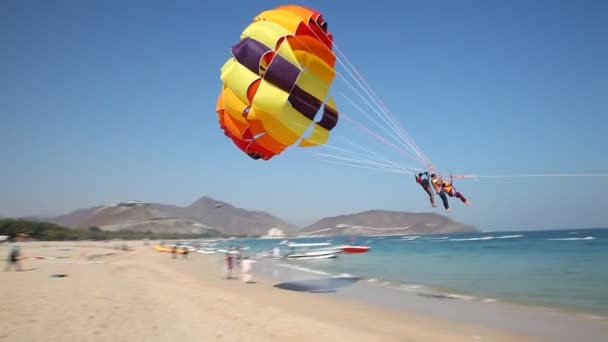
[99, 218, 220, 236]
[172, 196, 299, 236]
[43, 198, 476, 237]
[75, 204, 170, 229]
[48, 196, 299, 236]
[50, 206, 104, 227]
[149, 203, 186, 218]
[301, 210, 477, 236]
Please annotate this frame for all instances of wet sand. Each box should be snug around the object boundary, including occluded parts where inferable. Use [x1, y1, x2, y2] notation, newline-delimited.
[0, 241, 590, 341]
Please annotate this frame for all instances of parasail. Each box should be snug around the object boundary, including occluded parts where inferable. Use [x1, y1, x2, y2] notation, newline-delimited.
[216, 4, 339, 160]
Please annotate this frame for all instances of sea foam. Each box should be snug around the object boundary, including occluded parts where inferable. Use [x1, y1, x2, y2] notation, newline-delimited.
[547, 236, 596, 241]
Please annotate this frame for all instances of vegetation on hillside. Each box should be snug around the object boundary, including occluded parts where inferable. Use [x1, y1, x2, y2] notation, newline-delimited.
[0, 219, 224, 241]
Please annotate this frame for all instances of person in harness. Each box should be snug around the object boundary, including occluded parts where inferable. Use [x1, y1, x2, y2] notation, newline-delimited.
[430, 174, 451, 211]
[441, 178, 472, 206]
[415, 172, 436, 208]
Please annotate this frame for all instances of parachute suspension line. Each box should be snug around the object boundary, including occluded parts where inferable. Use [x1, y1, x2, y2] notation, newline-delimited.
[317, 139, 422, 174]
[271, 35, 427, 170]
[320, 144, 407, 170]
[315, 154, 418, 175]
[269, 87, 416, 172]
[292, 88, 427, 172]
[320, 159, 414, 175]
[287, 25, 433, 175]
[316, 103, 426, 171]
[335, 89, 425, 163]
[332, 70, 422, 159]
[330, 57, 419, 155]
[330, 43, 432, 167]
[332, 134, 414, 169]
[464, 173, 608, 179]
[288, 34, 414, 159]
[335, 76, 415, 154]
[311, 129, 425, 176]
[273, 80, 421, 167]
[329, 72, 429, 166]
[303, 26, 434, 171]
[313, 152, 417, 173]
[336, 68, 426, 163]
[339, 112, 423, 162]
[254, 78, 414, 173]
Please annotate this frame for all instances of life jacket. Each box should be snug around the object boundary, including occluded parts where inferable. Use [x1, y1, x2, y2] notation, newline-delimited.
[431, 178, 442, 192]
[442, 181, 453, 193]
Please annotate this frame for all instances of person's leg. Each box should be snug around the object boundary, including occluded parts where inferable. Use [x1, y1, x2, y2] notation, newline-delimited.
[423, 186, 436, 207]
[454, 191, 466, 202]
[439, 191, 449, 210]
[454, 191, 472, 205]
[6, 254, 17, 271]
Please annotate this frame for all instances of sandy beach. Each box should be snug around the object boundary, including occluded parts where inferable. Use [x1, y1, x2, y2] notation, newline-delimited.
[0, 241, 594, 341]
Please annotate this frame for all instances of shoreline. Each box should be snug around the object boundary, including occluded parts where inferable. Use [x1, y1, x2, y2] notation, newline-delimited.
[269, 259, 608, 319]
[2, 241, 607, 341]
[10, 238, 608, 318]
[251, 258, 608, 342]
[235, 229, 607, 318]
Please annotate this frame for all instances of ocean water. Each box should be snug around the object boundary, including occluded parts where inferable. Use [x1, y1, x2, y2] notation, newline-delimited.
[217, 228, 608, 316]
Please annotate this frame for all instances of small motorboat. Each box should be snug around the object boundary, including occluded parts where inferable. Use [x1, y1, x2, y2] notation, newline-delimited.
[284, 242, 341, 260]
[339, 245, 370, 253]
[284, 249, 340, 259]
[197, 248, 218, 255]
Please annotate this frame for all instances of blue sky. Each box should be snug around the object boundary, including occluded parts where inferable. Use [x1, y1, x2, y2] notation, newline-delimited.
[2, 0, 607, 230]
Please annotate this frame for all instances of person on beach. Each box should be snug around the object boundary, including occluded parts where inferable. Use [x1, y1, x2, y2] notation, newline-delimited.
[415, 171, 436, 208]
[430, 174, 451, 212]
[4, 235, 23, 272]
[225, 252, 234, 279]
[182, 246, 189, 259]
[240, 256, 256, 283]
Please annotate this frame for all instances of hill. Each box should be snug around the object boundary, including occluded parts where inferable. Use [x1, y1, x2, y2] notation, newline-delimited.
[35, 198, 477, 237]
[173, 196, 299, 236]
[301, 210, 477, 236]
[51, 206, 104, 227]
[99, 218, 218, 235]
[49, 196, 298, 236]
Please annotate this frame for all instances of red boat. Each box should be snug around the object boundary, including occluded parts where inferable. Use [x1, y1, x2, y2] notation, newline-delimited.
[340, 245, 370, 253]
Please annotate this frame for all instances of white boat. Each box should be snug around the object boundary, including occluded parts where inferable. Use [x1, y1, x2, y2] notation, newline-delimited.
[197, 248, 218, 255]
[216, 249, 240, 255]
[284, 242, 341, 260]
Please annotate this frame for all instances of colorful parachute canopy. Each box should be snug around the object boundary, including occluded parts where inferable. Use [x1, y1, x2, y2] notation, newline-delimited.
[216, 4, 339, 160]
